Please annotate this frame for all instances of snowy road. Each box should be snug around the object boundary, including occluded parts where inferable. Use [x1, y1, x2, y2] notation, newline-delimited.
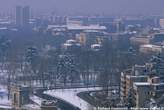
[44, 87, 102, 110]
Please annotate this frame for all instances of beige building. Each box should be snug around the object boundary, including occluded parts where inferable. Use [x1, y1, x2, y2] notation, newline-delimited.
[139, 44, 163, 54]
[133, 76, 164, 108]
[11, 85, 30, 110]
[130, 36, 152, 45]
[120, 65, 148, 101]
[133, 82, 151, 107]
[76, 33, 87, 45]
[160, 19, 164, 29]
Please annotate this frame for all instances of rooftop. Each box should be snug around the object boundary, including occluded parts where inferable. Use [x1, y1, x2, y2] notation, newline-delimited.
[134, 82, 151, 86]
[48, 24, 106, 31]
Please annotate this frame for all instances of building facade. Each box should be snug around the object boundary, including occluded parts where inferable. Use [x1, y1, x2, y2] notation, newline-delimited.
[16, 6, 30, 27]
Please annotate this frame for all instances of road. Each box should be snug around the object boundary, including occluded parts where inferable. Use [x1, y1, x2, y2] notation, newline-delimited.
[44, 87, 102, 110]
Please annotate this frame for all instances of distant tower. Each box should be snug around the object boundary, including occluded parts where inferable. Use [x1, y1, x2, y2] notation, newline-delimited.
[116, 19, 125, 33]
[16, 6, 30, 27]
[16, 6, 22, 27]
[22, 6, 30, 26]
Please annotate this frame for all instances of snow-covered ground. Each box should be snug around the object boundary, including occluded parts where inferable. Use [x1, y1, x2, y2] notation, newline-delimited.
[23, 104, 40, 110]
[0, 86, 12, 109]
[44, 87, 102, 110]
[30, 95, 44, 106]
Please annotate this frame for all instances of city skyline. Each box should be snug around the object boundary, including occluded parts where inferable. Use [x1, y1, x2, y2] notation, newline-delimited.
[0, 0, 164, 15]
[0, 0, 164, 109]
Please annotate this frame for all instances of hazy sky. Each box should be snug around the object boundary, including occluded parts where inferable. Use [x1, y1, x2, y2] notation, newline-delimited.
[0, 0, 164, 15]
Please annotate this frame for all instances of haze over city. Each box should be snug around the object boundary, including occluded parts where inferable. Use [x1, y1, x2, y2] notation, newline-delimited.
[0, 0, 164, 15]
[1, 0, 164, 110]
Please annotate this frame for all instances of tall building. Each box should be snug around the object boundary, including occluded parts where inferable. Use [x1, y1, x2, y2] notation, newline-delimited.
[16, 6, 22, 26]
[16, 6, 30, 27]
[133, 77, 164, 108]
[120, 65, 148, 102]
[120, 54, 164, 108]
[22, 6, 30, 26]
[159, 19, 164, 29]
